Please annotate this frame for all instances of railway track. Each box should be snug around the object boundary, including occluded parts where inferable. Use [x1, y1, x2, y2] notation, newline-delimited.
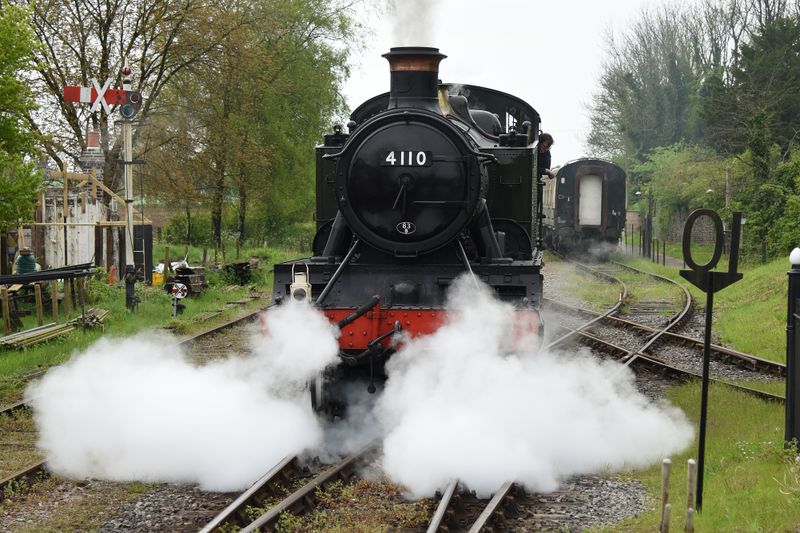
[546, 297, 785, 378]
[545, 257, 784, 403]
[200, 446, 372, 532]
[0, 307, 264, 507]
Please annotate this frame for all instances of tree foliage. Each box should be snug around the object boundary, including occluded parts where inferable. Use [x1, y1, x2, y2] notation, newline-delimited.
[139, 0, 358, 247]
[0, 2, 40, 230]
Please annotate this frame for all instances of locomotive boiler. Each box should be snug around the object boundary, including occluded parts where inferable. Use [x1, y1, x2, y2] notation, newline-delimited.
[271, 47, 546, 415]
[542, 158, 627, 255]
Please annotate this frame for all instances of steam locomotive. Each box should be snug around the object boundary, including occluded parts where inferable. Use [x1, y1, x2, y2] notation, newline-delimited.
[542, 158, 627, 255]
[270, 47, 545, 415]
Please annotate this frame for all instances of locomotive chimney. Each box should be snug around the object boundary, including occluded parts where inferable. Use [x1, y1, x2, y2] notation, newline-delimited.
[382, 47, 446, 113]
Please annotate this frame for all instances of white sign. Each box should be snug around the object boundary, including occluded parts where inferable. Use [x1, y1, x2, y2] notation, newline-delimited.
[171, 282, 188, 299]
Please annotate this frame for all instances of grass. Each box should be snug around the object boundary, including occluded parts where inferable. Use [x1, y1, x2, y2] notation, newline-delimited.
[0, 243, 306, 404]
[599, 382, 800, 532]
[543, 258, 623, 311]
[545, 252, 684, 316]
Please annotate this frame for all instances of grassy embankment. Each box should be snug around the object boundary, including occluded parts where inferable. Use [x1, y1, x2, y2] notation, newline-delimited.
[563, 248, 798, 531]
[0, 243, 305, 404]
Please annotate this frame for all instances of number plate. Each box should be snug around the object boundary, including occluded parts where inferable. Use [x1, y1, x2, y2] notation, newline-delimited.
[382, 150, 432, 167]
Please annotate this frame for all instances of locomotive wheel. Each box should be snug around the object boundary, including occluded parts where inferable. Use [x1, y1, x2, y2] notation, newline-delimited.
[309, 373, 328, 414]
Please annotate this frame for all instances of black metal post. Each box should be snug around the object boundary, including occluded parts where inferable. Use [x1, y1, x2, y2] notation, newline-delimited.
[787, 251, 800, 445]
[125, 264, 137, 310]
[639, 226, 643, 256]
[696, 270, 714, 512]
[663, 240, 666, 266]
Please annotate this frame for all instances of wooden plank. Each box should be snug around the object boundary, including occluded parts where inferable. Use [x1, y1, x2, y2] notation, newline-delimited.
[63, 281, 73, 315]
[1, 287, 10, 335]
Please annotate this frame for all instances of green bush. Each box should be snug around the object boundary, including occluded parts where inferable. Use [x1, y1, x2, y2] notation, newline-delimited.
[769, 193, 800, 254]
[163, 212, 212, 245]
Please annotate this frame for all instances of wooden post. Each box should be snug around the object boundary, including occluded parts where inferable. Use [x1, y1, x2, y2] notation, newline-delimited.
[202, 247, 208, 266]
[81, 191, 87, 214]
[685, 508, 694, 533]
[50, 280, 59, 322]
[687, 459, 697, 519]
[63, 279, 73, 315]
[79, 277, 86, 325]
[164, 246, 170, 274]
[34, 283, 44, 326]
[660, 458, 671, 532]
[662, 503, 671, 533]
[1, 287, 10, 335]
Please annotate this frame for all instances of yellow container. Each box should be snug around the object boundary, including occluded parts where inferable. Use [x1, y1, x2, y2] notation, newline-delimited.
[152, 271, 165, 286]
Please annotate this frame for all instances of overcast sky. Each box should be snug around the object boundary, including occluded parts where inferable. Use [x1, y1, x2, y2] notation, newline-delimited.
[342, 0, 691, 167]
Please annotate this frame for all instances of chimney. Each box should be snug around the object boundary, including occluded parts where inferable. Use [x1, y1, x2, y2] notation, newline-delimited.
[382, 47, 446, 113]
[87, 130, 101, 151]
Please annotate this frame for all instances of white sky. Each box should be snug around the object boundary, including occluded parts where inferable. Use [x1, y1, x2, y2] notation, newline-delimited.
[342, 0, 682, 166]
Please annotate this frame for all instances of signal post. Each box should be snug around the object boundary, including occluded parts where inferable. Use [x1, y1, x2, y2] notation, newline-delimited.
[63, 67, 142, 309]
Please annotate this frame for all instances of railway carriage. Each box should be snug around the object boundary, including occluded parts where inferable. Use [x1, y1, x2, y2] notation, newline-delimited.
[542, 158, 627, 255]
[269, 47, 546, 415]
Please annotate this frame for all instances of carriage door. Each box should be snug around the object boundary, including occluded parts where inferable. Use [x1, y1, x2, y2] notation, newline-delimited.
[578, 173, 603, 226]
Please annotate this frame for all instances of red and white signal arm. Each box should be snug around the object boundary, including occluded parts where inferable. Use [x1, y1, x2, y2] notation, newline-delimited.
[171, 283, 188, 299]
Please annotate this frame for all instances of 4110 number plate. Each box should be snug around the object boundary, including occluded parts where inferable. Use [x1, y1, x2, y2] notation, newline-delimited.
[382, 150, 432, 167]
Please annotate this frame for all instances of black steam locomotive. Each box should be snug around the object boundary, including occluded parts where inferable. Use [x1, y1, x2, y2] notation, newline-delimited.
[270, 47, 545, 414]
[542, 158, 627, 255]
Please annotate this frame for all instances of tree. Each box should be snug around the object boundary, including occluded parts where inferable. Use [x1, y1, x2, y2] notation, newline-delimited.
[140, 0, 359, 249]
[0, 2, 40, 231]
[587, 0, 760, 162]
[17, 0, 244, 195]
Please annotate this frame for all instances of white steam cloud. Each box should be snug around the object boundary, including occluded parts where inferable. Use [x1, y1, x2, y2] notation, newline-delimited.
[25, 302, 339, 492]
[386, 0, 439, 46]
[27, 277, 693, 500]
[377, 276, 693, 498]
